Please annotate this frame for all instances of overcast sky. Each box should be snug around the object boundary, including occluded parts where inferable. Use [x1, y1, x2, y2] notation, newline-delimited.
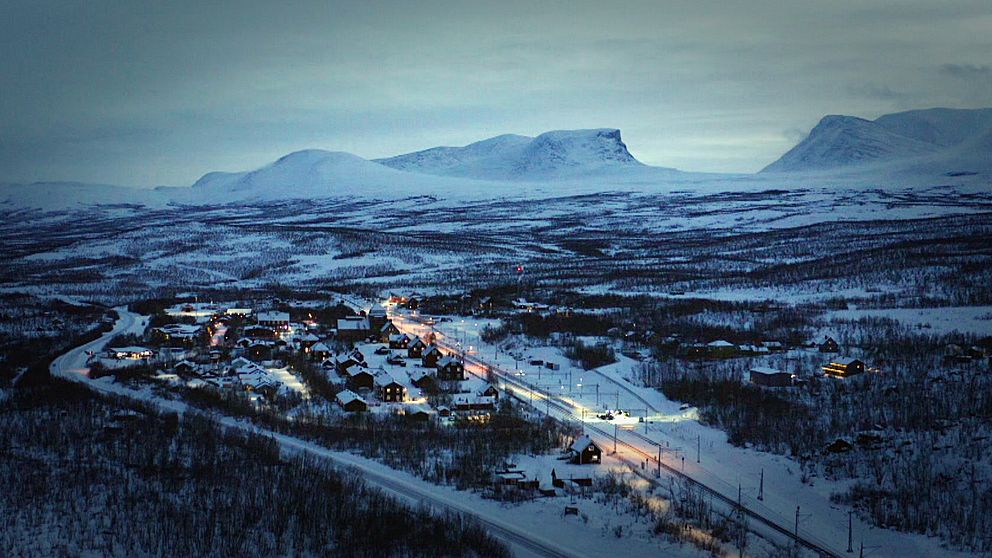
[2, 0, 990, 187]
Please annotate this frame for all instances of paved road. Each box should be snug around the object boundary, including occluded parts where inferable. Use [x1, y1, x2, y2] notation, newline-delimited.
[49, 307, 582, 558]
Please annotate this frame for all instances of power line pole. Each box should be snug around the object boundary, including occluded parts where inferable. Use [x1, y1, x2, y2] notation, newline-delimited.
[848, 510, 854, 553]
[758, 468, 764, 501]
[697, 434, 701, 463]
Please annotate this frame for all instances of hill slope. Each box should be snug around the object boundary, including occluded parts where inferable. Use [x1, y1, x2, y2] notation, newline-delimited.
[762, 108, 992, 174]
[376, 128, 648, 180]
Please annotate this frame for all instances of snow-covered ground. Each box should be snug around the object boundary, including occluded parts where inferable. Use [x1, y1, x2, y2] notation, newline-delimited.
[826, 306, 992, 336]
[394, 309, 975, 558]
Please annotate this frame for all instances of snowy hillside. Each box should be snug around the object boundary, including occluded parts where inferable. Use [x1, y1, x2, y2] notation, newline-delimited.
[376, 128, 649, 180]
[763, 107, 992, 174]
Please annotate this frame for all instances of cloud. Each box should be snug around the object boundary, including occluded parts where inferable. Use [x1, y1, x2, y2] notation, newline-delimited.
[941, 63, 992, 80]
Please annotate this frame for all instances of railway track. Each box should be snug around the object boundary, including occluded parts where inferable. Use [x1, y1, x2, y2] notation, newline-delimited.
[399, 312, 844, 558]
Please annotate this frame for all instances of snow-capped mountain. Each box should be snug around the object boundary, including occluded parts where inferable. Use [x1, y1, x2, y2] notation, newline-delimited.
[180, 149, 516, 202]
[376, 128, 648, 180]
[762, 108, 992, 174]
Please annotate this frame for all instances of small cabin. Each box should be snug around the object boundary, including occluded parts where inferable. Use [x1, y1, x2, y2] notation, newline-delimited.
[749, 367, 794, 387]
[407, 337, 426, 358]
[822, 357, 865, 378]
[346, 368, 375, 391]
[389, 333, 411, 349]
[569, 435, 602, 465]
[819, 337, 839, 353]
[378, 321, 400, 342]
[374, 372, 406, 403]
[437, 355, 466, 381]
[478, 383, 499, 399]
[421, 344, 442, 368]
[336, 389, 368, 412]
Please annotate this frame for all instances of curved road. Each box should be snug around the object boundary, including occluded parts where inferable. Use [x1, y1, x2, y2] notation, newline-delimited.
[50, 307, 582, 558]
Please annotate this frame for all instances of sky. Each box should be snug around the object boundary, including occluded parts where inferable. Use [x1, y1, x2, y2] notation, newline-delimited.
[2, 0, 990, 187]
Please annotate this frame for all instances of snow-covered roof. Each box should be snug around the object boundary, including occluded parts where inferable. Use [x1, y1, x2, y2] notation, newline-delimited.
[257, 311, 290, 323]
[337, 316, 370, 330]
[423, 344, 439, 356]
[311, 342, 330, 352]
[374, 371, 402, 387]
[368, 303, 387, 317]
[336, 389, 365, 406]
[437, 355, 460, 368]
[830, 356, 862, 366]
[707, 340, 735, 347]
[569, 435, 597, 453]
[750, 366, 788, 375]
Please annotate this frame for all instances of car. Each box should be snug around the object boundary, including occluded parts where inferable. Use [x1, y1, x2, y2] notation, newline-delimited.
[597, 412, 615, 421]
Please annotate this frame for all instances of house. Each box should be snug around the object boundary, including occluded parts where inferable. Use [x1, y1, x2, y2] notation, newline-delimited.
[336, 389, 368, 412]
[238, 370, 278, 398]
[243, 325, 276, 339]
[436, 405, 452, 417]
[406, 405, 431, 421]
[378, 321, 400, 342]
[761, 341, 784, 352]
[296, 332, 320, 350]
[452, 394, 496, 412]
[819, 337, 839, 353]
[106, 346, 156, 360]
[174, 360, 198, 374]
[478, 383, 499, 399]
[389, 333, 411, 349]
[410, 369, 433, 389]
[335, 352, 363, 375]
[374, 371, 406, 403]
[336, 316, 371, 341]
[437, 355, 465, 381]
[256, 311, 290, 330]
[749, 367, 794, 387]
[706, 340, 738, 358]
[368, 303, 389, 330]
[346, 367, 375, 391]
[822, 357, 865, 378]
[407, 336, 426, 358]
[421, 344, 442, 368]
[310, 342, 331, 361]
[151, 323, 201, 344]
[247, 341, 272, 362]
[569, 435, 602, 465]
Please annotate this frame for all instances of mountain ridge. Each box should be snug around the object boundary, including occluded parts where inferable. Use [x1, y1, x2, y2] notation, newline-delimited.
[762, 107, 992, 173]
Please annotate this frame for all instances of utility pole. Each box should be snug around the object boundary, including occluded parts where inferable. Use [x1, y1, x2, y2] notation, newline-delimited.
[697, 434, 701, 463]
[794, 506, 800, 549]
[848, 510, 854, 553]
[656, 445, 661, 478]
[758, 468, 764, 501]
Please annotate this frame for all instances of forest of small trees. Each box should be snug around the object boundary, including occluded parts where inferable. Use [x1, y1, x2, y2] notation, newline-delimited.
[0, 380, 510, 557]
[639, 319, 992, 552]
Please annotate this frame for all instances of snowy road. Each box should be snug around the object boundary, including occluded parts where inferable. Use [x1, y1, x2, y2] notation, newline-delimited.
[393, 310, 847, 558]
[392, 309, 973, 558]
[48, 308, 584, 558]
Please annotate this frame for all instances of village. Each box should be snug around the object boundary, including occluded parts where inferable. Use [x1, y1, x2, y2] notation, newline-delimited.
[64, 286, 991, 557]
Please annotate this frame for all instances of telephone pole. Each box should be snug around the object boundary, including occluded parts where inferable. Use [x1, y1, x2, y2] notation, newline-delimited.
[848, 511, 854, 553]
[758, 468, 764, 501]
